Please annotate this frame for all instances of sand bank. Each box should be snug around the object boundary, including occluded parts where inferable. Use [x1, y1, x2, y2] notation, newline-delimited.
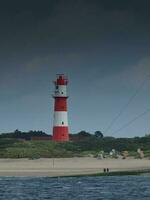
[0, 157, 150, 177]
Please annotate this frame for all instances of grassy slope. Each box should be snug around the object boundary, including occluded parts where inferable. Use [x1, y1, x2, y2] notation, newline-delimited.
[0, 137, 150, 158]
[0, 139, 79, 158]
[65, 170, 150, 177]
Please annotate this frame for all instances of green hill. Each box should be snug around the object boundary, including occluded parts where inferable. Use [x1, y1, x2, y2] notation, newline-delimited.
[0, 130, 150, 158]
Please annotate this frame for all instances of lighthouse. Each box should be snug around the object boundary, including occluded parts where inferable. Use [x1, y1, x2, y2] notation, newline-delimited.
[52, 74, 69, 141]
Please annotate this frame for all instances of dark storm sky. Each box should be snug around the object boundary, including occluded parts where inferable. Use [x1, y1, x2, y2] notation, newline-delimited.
[1, 0, 150, 137]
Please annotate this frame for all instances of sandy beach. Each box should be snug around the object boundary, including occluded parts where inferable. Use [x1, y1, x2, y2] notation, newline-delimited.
[0, 157, 149, 176]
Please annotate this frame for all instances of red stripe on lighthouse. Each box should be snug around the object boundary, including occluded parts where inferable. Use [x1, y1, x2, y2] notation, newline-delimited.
[54, 97, 67, 111]
[52, 127, 69, 141]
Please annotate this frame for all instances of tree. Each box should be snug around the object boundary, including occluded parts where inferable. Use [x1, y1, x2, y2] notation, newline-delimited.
[94, 131, 104, 138]
[78, 131, 91, 137]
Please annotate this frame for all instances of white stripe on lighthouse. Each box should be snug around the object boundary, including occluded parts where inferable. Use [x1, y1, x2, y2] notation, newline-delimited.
[53, 111, 68, 126]
[54, 85, 67, 97]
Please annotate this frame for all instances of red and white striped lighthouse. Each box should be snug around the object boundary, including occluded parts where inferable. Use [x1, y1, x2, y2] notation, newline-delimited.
[52, 74, 69, 141]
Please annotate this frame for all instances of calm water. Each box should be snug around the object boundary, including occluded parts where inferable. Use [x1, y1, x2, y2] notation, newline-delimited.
[0, 176, 150, 200]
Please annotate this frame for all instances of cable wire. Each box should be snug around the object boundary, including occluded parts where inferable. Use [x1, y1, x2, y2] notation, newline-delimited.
[105, 74, 150, 133]
[111, 107, 150, 135]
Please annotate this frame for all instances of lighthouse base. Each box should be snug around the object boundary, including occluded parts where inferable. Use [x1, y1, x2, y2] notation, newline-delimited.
[52, 127, 69, 141]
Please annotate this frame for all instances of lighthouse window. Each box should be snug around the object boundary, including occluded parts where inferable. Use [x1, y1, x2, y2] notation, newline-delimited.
[62, 121, 64, 125]
[56, 85, 58, 89]
[61, 92, 63, 94]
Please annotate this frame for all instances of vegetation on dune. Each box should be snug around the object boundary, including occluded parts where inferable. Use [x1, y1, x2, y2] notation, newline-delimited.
[0, 130, 150, 158]
[68, 169, 150, 177]
[0, 129, 49, 140]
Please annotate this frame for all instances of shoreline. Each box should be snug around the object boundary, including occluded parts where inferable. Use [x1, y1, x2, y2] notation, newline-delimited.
[0, 157, 150, 177]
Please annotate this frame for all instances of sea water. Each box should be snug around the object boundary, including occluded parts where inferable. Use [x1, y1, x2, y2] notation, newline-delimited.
[0, 176, 150, 200]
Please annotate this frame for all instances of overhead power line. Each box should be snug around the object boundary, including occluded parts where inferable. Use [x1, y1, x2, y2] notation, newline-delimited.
[105, 74, 150, 133]
[111, 107, 150, 135]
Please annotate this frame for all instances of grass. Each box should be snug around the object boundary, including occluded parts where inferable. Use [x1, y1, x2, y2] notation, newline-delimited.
[0, 140, 80, 158]
[64, 169, 150, 178]
[0, 138, 150, 159]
